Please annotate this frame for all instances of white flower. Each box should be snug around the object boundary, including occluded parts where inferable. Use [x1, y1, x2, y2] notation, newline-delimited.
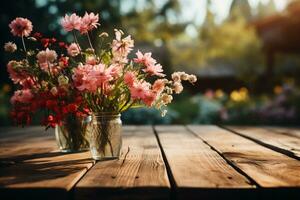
[161, 93, 173, 105]
[188, 75, 197, 83]
[171, 72, 181, 82]
[4, 42, 17, 53]
[173, 82, 183, 94]
[58, 75, 69, 86]
[180, 73, 189, 81]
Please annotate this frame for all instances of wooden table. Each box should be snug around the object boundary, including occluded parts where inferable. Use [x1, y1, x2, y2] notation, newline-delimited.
[1, 125, 300, 200]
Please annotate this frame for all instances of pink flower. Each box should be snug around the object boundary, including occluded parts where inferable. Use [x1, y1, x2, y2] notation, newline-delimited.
[36, 48, 57, 71]
[79, 12, 100, 34]
[7, 60, 27, 84]
[10, 89, 34, 105]
[92, 64, 112, 86]
[67, 43, 80, 57]
[37, 48, 57, 63]
[111, 29, 134, 62]
[9, 17, 33, 37]
[143, 63, 165, 77]
[124, 71, 136, 87]
[108, 63, 123, 78]
[61, 13, 81, 32]
[134, 51, 156, 66]
[152, 79, 166, 93]
[129, 81, 151, 100]
[142, 91, 157, 107]
[73, 65, 97, 92]
[73, 64, 112, 92]
[134, 51, 165, 77]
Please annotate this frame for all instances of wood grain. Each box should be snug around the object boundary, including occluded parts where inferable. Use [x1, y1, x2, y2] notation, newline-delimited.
[0, 126, 93, 200]
[188, 125, 300, 188]
[227, 126, 300, 159]
[263, 126, 300, 139]
[74, 126, 170, 200]
[155, 125, 254, 200]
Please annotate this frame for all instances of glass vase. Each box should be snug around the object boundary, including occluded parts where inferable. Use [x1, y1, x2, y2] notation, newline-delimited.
[87, 113, 122, 160]
[55, 114, 89, 152]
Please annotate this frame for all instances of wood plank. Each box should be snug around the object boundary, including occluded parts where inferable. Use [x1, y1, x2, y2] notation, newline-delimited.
[0, 126, 54, 158]
[74, 126, 170, 200]
[155, 125, 254, 200]
[188, 125, 300, 189]
[0, 126, 93, 200]
[263, 126, 300, 139]
[226, 126, 300, 159]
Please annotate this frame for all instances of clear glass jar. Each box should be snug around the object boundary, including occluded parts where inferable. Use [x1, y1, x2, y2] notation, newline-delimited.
[55, 114, 89, 152]
[87, 113, 122, 160]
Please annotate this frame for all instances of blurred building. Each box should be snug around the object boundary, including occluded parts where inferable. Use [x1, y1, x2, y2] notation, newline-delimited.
[253, 0, 300, 76]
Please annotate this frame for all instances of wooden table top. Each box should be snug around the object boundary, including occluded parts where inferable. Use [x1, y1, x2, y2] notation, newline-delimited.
[0, 125, 300, 200]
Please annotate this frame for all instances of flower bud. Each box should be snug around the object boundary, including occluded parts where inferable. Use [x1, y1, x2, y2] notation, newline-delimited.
[58, 75, 69, 86]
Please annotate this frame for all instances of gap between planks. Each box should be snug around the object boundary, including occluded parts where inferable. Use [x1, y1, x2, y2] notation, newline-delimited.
[221, 126, 300, 161]
[188, 125, 300, 188]
[154, 125, 256, 200]
[185, 126, 259, 187]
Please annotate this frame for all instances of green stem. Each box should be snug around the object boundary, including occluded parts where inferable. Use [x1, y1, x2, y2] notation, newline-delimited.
[87, 32, 95, 51]
[21, 36, 29, 60]
[72, 31, 82, 54]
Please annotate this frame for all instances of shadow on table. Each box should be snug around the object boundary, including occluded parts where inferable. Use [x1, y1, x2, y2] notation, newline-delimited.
[0, 151, 91, 186]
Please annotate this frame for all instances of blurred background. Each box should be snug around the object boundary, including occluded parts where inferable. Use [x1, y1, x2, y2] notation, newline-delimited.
[1, 0, 300, 126]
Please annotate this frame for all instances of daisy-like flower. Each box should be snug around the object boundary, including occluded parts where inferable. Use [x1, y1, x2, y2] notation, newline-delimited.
[36, 48, 57, 63]
[107, 63, 123, 78]
[142, 91, 157, 107]
[73, 64, 112, 92]
[9, 17, 33, 37]
[67, 43, 80, 57]
[129, 81, 151, 100]
[36, 48, 57, 71]
[134, 51, 165, 77]
[61, 13, 81, 32]
[79, 12, 100, 34]
[111, 29, 134, 61]
[4, 42, 17, 53]
[134, 51, 156, 67]
[152, 79, 166, 93]
[124, 71, 136, 87]
[143, 63, 165, 77]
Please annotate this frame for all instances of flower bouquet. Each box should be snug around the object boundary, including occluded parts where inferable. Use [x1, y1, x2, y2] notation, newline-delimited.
[6, 17, 90, 152]
[5, 12, 197, 160]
